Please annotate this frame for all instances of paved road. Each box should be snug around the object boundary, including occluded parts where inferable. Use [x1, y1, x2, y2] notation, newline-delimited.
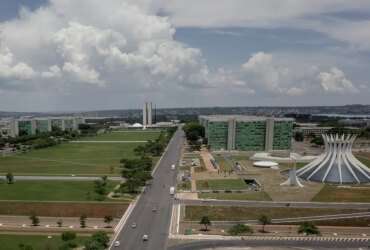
[71, 141, 148, 143]
[0, 176, 123, 181]
[111, 128, 184, 250]
[168, 239, 370, 250]
[179, 199, 370, 209]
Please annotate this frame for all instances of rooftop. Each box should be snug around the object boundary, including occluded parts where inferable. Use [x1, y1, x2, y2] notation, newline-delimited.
[199, 115, 294, 122]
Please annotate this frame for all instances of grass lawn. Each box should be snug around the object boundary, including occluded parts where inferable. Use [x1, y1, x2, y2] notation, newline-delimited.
[196, 179, 247, 190]
[312, 184, 370, 202]
[77, 131, 161, 141]
[0, 234, 88, 250]
[0, 142, 143, 175]
[184, 206, 366, 221]
[357, 156, 370, 168]
[177, 180, 191, 191]
[214, 156, 233, 172]
[199, 191, 272, 201]
[0, 180, 119, 201]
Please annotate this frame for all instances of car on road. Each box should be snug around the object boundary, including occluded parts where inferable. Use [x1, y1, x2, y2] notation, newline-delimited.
[142, 234, 149, 241]
[131, 222, 137, 228]
[171, 164, 176, 170]
[152, 206, 157, 212]
[114, 241, 120, 247]
[170, 186, 175, 195]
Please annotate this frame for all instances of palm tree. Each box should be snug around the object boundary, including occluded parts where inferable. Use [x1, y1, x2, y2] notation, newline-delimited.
[298, 222, 320, 235]
[258, 214, 271, 233]
[199, 216, 211, 231]
[104, 215, 113, 228]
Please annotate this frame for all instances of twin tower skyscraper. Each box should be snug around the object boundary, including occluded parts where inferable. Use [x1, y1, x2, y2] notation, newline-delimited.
[143, 102, 153, 128]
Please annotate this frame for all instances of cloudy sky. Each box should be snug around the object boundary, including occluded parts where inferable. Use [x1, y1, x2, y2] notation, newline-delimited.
[0, 0, 370, 111]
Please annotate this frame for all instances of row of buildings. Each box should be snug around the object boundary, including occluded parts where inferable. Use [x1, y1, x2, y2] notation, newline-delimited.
[199, 115, 294, 151]
[0, 117, 85, 137]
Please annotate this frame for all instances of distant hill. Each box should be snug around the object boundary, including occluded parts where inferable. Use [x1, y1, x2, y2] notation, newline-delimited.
[1, 104, 369, 120]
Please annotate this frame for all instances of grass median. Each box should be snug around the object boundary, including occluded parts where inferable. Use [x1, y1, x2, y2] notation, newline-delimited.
[313, 184, 370, 202]
[0, 234, 89, 250]
[0, 180, 119, 201]
[199, 191, 272, 201]
[184, 206, 366, 221]
[196, 179, 247, 190]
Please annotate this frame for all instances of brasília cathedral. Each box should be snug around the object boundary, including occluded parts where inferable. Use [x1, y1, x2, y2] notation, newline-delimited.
[297, 134, 370, 184]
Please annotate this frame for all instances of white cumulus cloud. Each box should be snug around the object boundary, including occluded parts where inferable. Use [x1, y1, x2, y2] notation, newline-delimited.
[318, 67, 358, 94]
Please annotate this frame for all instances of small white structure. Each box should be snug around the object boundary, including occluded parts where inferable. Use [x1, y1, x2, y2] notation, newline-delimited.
[253, 161, 279, 168]
[281, 166, 304, 188]
[297, 134, 370, 184]
[131, 123, 143, 128]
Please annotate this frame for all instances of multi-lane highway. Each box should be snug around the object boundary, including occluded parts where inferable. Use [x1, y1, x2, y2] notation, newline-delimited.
[111, 128, 184, 250]
[179, 199, 370, 209]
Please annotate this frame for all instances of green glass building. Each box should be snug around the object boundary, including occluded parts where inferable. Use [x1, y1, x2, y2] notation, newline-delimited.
[199, 115, 294, 151]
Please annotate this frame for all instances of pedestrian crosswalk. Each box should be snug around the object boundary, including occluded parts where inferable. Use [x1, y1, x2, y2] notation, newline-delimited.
[241, 236, 370, 242]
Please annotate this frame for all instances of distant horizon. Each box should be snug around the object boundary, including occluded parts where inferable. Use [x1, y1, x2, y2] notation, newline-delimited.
[1, 103, 369, 114]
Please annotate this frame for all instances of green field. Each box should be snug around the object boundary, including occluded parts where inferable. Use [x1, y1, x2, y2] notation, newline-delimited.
[0, 142, 142, 175]
[313, 184, 370, 202]
[0, 130, 162, 175]
[0, 181, 119, 201]
[77, 131, 162, 141]
[184, 206, 365, 221]
[199, 191, 272, 201]
[196, 179, 248, 190]
[0, 234, 88, 250]
[357, 156, 370, 168]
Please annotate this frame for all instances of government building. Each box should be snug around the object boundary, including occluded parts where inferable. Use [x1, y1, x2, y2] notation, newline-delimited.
[0, 117, 85, 137]
[199, 115, 294, 151]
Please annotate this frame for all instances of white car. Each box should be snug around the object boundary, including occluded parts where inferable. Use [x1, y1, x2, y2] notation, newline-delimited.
[171, 164, 176, 170]
[131, 222, 137, 228]
[114, 241, 120, 247]
[142, 234, 149, 241]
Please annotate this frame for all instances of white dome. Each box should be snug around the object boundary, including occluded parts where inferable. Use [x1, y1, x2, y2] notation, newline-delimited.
[132, 123, 143, 128]
[253, 161, 279, 168]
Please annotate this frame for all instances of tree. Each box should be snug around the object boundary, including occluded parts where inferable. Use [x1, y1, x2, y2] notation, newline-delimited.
[104, 215, 113, 228]
[29, 214, 40, 226]
[80, 215, 87, 228]
[258, 215, 271, 233]
[228, 224, 253, 236]
[61, 231, 76, 242]
[18, 244, 34, 250]
[57, 219, 63, 227]
[6, 172, 14, 184]
[183, 122, 205, 145]
[298, 222, 320, 236]
[199, 216, 211, 231]
[294, 131, 304, 142]
[91, 231, 110, 248]
[310, 136, 324, 146]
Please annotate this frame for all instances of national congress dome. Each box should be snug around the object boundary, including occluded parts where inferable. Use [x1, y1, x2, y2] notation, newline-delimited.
[297, 134, 370, 184]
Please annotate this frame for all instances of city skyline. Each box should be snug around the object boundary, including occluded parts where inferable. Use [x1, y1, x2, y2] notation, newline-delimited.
[0, 0, 370, 111]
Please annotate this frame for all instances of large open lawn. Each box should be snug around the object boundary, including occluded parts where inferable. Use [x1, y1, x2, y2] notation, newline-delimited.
[199, 191, 272, 201]
[184, 206, 366, 221]
[0, 130, 162, 175]
[0, 181, 118, 201]
[77, 130, 162, 141]
[196, 179, 248, 190]
[0, 234, 88, 250]
[0, 142, 142, 175]
[312, 184, 370, 202]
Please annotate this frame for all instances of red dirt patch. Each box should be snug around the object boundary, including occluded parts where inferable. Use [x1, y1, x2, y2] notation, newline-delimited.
[0, 201, 128, 218]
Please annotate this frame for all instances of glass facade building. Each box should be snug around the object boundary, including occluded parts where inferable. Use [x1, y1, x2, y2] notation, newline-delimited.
[199, 115, 294, 151]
